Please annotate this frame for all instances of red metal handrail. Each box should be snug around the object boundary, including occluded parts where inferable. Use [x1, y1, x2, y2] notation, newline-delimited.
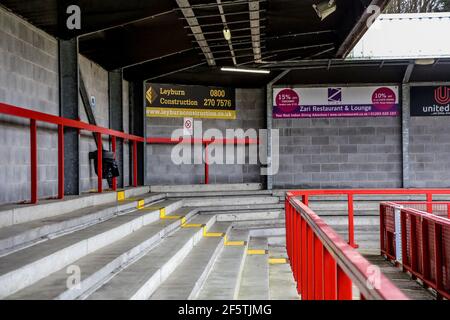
[286, 192, 408, 300]
[289, 189, 450, 248]
[0, 102, 259, 203]
[380, 202, 450, 299]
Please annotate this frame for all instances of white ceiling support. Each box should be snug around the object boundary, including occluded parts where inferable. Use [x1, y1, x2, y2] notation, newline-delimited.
[176, 0, 216, 66]
[217, 0, 237, 65]
[249, 0, 262, 63]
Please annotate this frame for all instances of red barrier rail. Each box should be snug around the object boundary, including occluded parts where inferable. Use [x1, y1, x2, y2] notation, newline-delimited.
[286, 192, 408, 300]
[380, 202, 450, 299]
[289, 189, 450, 248]
[0, 102, 259, 203]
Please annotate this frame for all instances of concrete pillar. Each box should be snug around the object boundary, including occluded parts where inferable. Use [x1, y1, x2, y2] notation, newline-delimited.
[109, 70, 125, 188]
[401, 83, 411, 188]
[129, 81, 146, 186]
[58, 38, 80, 195]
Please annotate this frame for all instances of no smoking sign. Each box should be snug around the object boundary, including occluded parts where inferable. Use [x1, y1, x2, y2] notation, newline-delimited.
[183, 117, 193, 136]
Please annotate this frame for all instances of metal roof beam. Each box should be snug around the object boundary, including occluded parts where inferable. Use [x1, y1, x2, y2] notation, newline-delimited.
[249, 0, 262, 63]
[176, 0, 216, 66]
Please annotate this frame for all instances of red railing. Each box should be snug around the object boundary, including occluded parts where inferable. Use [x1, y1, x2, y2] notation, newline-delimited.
[0, 102, 259, 203]
[380, 202, 450, 299]
[286, 192, 408, 300]
[289, 189, 450, 248]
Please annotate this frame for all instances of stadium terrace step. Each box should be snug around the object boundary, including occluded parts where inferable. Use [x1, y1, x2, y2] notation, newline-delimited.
[199, 203, 284, 213]
[150, 183, 262, 193]
[238, 237, 270, 300]
[0, 193, 166, 255]
[0, 199, 183, 299]
[0, 187, 150, 228]
[8, 207, 199, 300]
[268, 246, 299, 300]
[196, 229, 249, 300]
[165, 190, 273, 198]
[214, 210, 284, 222]
[149, 222, 232, 300]
[86, 215, 219, 300]
[181, 196, 280, 207]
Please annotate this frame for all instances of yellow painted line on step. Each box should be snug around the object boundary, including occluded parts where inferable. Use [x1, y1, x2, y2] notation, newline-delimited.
[224, 235, 246, 246]
[136, 199, 145, 209]
[269, 258, 288, 265]
[247, 249, 268, 255]
[182, 223, 205, 228]
[202, 226, 225, 238]
[117, 191, 125, 201]
[160, 208, 166, 218]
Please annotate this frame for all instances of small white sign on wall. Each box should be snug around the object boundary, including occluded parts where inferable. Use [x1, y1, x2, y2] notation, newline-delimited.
[183, 117, 193, 136]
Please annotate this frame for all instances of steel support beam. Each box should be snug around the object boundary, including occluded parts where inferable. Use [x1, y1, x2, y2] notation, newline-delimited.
[266, 70, 290, 190]
[129, 81, 146, 186]
[249, 0, 262, 63]
[402, 83, 411, 188]
[58, 38, 80, 195]
[109, 69, 125, 188]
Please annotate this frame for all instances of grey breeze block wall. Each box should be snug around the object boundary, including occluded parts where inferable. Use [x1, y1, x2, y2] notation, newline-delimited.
[409, 117, 450, 188]
[0, 7, 59, 204]
[272, 117, 403, 189]
[0, 8, 131, 205]
[146, 88, 265, 185]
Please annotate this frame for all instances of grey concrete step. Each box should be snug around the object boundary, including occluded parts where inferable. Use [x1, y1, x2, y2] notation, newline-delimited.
[0, 187, 151, 228]
[166, 190, 273, 198]
[149, 222, 232, 300]
[181, 196, 280, 207]
[268, 246, 299, 300]
[0, 193, 166, 255]
[200, 203, 284, 213]
[150, 183, 263, 193]
[0, 199, 183, 299]
[8, 207, 199, 300]
[86, 215, 218, 300]
[196, 229, 250, 300]
[214, 210, 284, 222]
[238, 237, 269, 300]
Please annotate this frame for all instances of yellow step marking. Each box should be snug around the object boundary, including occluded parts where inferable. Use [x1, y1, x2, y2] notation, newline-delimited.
[161, 215, 182, 220]
[182, 223, 205, 228]
[136, 199, 145, 209]
[202, 227, 225, 238]
[160, 208, 166, 218]
[117, 191, 125, 201]
[269, 258, 288, 265]
[223, 235, 246, 246]
[247, 249, 268, 255]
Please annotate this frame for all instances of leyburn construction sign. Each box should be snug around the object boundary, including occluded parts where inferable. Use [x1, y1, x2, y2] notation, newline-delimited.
[145, 83, 236, 119]
[273, 86, 400, 118]
[411, 86, 450, 117]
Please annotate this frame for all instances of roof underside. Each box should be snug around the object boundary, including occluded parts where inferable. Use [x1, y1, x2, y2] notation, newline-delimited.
[0, 0, 391, 86]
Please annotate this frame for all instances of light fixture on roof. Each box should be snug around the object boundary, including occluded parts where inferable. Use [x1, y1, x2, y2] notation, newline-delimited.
[221, 67, 270, 74]
[414, 58, 435, 65]
[223, 27, 232, 41]
[313, 0, 337, 21]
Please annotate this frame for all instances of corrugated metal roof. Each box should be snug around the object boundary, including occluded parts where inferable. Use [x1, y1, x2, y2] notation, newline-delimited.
[348, 13, 450, 60]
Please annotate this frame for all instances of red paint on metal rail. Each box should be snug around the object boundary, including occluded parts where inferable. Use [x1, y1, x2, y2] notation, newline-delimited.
[286, 192, 408, 300]
[380, 202, 450, 299]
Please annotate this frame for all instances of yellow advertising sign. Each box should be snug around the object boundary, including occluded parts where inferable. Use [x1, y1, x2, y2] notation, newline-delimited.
[145, 83, 236, 120]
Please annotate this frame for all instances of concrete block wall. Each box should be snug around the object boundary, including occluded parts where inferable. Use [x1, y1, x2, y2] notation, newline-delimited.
[145, 88, 265, 185]
[78, 55, 110, 192]
[272, 117, 403, 189]
[123, 80, 131, 187]
[0, 7, 59, 204]
[409, 117, 450, 187]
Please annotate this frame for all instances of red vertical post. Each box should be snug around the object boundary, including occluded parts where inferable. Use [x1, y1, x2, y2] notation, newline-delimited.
[348, 193, 357, 248]
[314, 235, 324, 300]
[204, 143, 209, 185]
[57, 125, 64, 199]
[307, 227, 314, 299]
[426, 193, 433, 213]
[132, 140, 138, 187]
[421, 219, 430, 280]
[400, 210, 408, 271]
[434, 224, 443, 297]
[410, 215, 418, 274]
[30, 119, 38, 204]
[323, 249, 337, 300]
[337, 266, 353, 300]
[111, 136, 117, 191]
[301, 218, 307, 298]
[380, 204, 385, 255]
[97, 133, 103, 193]
[302, 194, 309, 206]
[447, 204, 450, 219]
